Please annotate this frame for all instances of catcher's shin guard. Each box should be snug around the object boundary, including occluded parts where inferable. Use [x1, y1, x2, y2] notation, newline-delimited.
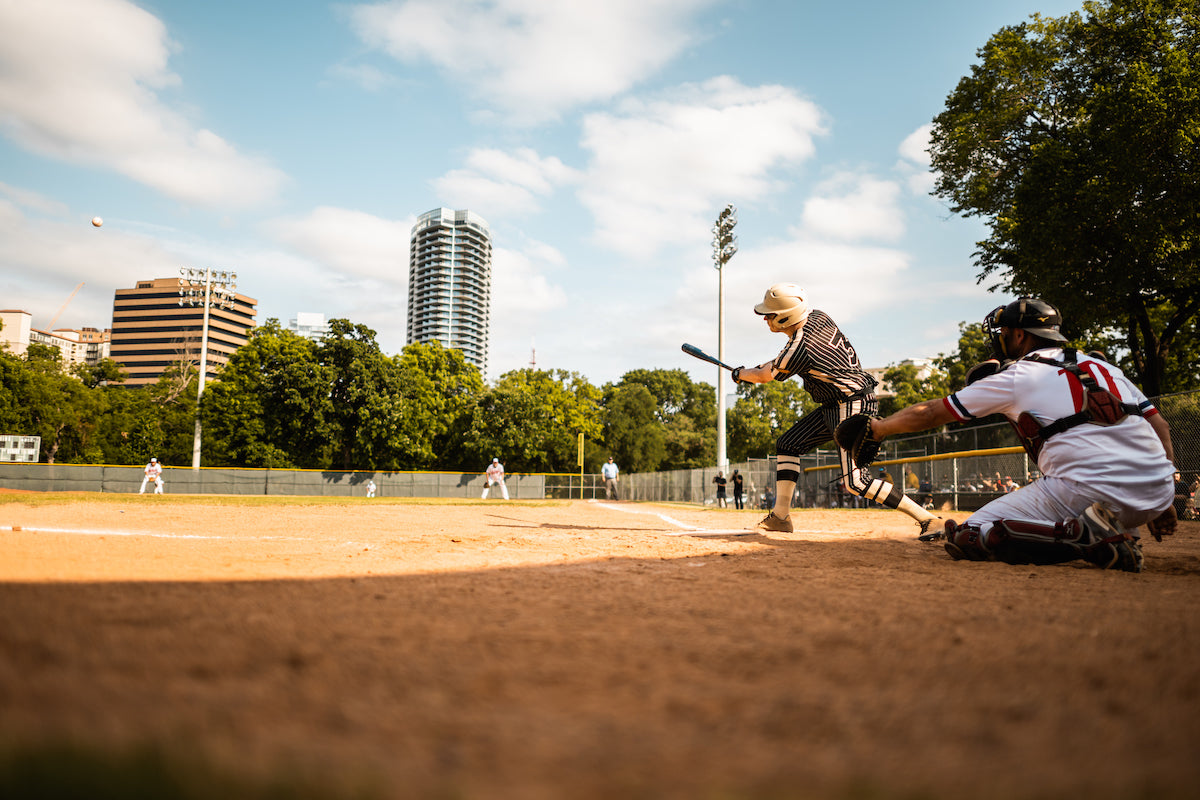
[964, 504, 1143, 572]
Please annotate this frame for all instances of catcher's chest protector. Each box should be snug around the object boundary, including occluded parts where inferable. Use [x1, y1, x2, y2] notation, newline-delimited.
[1013, 349, 1143, 461]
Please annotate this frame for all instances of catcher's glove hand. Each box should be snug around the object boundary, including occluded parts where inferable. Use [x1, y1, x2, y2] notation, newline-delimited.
[1146, 505, 1177, 542]
[834, 413, 884, 470]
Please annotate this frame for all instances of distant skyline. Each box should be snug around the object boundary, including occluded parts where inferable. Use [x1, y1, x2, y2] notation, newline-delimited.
[1, 0, 1085, 385]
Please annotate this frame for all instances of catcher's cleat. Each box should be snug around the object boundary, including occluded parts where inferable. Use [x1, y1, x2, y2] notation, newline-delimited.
[942, 520, 991, 561]
[755, 511, 793, 533]
[1079, 503, 1144, 573]
[917, 517, 945, 542]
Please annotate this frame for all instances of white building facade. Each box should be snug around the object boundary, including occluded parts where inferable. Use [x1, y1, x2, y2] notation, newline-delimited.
[289, 312, 330, 341]
[406, 208, 492, 372]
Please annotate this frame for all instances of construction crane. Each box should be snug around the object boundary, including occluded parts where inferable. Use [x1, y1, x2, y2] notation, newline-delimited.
[48, 281, 84, 330]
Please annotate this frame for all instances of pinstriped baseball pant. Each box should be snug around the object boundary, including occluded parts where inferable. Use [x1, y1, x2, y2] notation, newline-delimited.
[774, 396, 905, 508]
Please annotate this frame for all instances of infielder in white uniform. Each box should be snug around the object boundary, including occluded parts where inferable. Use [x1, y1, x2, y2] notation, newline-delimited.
[868, 298, 1176, 572]
[140, 457, 164, 494]
[482, 458, 509, 500]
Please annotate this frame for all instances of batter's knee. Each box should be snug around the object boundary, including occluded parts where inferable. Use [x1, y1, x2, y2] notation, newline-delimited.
[846, 475, 904, 508]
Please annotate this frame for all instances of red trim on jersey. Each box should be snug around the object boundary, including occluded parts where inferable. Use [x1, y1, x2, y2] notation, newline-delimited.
[943, 395, 969, 422]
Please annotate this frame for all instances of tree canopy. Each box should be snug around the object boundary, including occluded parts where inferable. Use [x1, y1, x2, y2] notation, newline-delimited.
[929, 0, 1200, 395]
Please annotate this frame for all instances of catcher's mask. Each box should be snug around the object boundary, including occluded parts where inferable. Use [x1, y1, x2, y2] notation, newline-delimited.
[984, 297, 1067, 358]
[754, 283, 810, 330]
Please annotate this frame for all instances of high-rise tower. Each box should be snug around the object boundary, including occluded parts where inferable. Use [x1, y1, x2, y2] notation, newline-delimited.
[406, 208, 492, 372]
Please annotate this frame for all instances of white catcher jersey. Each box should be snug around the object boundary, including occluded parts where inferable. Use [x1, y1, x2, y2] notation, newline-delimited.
[944, 348, 1173, 487]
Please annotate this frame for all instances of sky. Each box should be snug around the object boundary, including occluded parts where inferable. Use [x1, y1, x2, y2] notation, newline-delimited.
[0, 0, 1087, 387]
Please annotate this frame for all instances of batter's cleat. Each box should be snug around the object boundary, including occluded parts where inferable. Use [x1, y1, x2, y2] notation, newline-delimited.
[917, 517, 945, 542]
[1079, 503, 1144, 573]
[755, 512, 793, 533]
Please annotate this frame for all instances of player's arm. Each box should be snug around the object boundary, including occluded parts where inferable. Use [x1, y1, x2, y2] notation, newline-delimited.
[1147, 412, 1175, 463]
[732, 363, 775, 384]
[872, 398, 957, 439]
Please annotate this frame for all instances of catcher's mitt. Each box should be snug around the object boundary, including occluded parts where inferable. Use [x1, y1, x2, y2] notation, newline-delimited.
[834, 413, 884, 470]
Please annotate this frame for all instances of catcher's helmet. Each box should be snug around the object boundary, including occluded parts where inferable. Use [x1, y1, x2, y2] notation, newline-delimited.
[754, 283, 810, 328]
[984, 297, 1067, 357]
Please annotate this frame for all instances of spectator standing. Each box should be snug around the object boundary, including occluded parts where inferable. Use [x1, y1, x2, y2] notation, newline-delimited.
[732, 470, 745, 509]
[713, 472, 728, 508]
[601, 457, 620, 501]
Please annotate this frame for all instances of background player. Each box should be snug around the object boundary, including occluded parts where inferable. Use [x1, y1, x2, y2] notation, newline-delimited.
[139, 457, 164, 495]
[732, 283, 939, 536]
[867, 297, 1176, 571]
[482, 458, 510, 500]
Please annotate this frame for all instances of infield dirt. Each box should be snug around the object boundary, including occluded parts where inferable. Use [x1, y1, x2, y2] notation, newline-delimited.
[2, 496, 1199, 799]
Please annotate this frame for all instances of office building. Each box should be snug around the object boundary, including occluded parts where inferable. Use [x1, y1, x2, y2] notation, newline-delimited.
[406, 208, 492, 372]
[109, 277, 257, 387]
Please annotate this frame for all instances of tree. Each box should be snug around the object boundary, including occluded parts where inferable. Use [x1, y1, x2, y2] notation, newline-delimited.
[317, 319, 403, 470]
[877, 363, 949, 417]
[202, 320, 333, 468]
[71, 358, 126, 389]
[394, 340, 485, 469]
[0, 344, 103, 463]
[929, 0, 1200, 395]
[727, 379, 815, 461]
[460, 369, 603, 473]
[609, 369, 716, 469]
[602, 382, 666, 472]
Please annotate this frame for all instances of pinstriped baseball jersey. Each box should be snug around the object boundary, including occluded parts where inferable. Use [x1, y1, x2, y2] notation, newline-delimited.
[770, 310, 876, 404]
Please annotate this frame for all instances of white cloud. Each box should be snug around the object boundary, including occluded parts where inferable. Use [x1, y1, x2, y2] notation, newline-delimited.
[262, 207, 415, 285]
[899, 124, 932, 166]
[0, 0, 285, 207]
[578, 76, 827, 257]
[0, 193, 206, 331]
[348, 0, 718, 123]
[898, 124, 936, 194]
[432, 148, 579, 218]
[801, 173, 904, 241]
[326, 62, 398, 92]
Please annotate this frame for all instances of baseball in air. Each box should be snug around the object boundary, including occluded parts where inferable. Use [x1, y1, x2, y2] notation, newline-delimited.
[91, 217, 103, 227]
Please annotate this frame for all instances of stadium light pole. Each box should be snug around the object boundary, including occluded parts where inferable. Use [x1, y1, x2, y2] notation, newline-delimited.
[712, 205, 738, 470]
[179, 267, 237, 470]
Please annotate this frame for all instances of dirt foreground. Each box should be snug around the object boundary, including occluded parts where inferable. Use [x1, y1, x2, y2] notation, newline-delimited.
[1, 495, 1199, 799]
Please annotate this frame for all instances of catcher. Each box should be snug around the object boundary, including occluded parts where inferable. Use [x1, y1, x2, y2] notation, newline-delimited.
[732, 283, 942, 537]
[860, 297, 1177, 572]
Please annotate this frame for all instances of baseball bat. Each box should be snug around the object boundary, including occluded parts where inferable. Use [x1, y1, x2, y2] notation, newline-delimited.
[681, 343, 736, 372]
